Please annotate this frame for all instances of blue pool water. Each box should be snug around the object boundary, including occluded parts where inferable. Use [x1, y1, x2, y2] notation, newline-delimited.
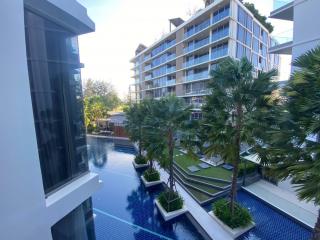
[203, 190, 312, 240]
[87, 137, 203, 240]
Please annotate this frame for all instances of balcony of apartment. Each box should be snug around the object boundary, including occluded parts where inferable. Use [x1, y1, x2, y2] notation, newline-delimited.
[184, 18, 211, 39]
[184, 71, 209, 82]
[184, 53, 209, 69]
[182, 88, 210, 97]
[144, 53, 176, 73]
[145, 74, 152, 81]
[269, 29, 293, 54]
[144, 39, 177, 64]
[270, 0, 294, 21]
[184, 36, 210, 54]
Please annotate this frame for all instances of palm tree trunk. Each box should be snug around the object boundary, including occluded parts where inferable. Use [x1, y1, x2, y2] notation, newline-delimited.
[312, 209, 320, 240]
[168, 129, 174, 192]
[230, 104, 242, 215]
[139, 127, 142, 156]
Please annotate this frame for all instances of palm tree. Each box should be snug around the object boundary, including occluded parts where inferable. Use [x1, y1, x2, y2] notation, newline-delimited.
[125, 102, 146, 160]
[154, 96, 190, 192]
[266, 47, 320, 239]
[142, 99, 166, 171]
[202, 57, 277, 215]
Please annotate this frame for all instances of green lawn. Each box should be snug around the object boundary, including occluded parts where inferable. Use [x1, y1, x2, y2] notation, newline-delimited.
[174, 149, 232, 181]
[185, 186, 211, 202]
[175, 170, 219, 195]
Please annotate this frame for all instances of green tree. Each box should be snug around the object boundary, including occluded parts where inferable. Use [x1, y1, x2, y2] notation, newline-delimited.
[202, 57, 277, 215]
[265, 47, 320, 239]
[152, 96, 190, 193]
[124, 102, 146, 158]
[83, 79, 121, 132]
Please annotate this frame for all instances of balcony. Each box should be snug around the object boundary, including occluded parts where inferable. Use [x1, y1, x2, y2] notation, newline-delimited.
[184, 19, 211, 39]
[185, 71, 209, 82]
[184, 37, 210, 53]
[270, 0, 293, 21]
[144, 64, 152, 71]
[184, 54, 209, 68]
[269, 29, 293, 54]
[183, 89, 210, 96]
[145, 75, 152, 81]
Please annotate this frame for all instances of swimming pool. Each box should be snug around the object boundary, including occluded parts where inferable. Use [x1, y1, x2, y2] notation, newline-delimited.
[203, 190, 312, 240]
[87, 136, 203, 240]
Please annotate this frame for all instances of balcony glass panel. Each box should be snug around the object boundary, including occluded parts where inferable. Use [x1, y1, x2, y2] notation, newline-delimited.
[186, 71, 209, 81]
[184, 19, 210, 38]
[185, 54, 209, 68]
[212, 4, 230, 24]
[211, 24, 229, 42]
[211, 43, 228, 60]
[273, 0, 293, 10]
[184, 37, 209, 53]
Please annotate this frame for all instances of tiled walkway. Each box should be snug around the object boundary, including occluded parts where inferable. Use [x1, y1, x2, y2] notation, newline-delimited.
[157, 166, 233, 240]
[243, 180, 318, 228]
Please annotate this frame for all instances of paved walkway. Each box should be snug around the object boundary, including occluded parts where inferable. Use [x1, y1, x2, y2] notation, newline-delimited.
[243, 180, 318, 228]
[157, 166, 232, 240]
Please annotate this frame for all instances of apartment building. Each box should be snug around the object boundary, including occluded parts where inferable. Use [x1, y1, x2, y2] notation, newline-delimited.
[130, 0, 280, 116]
[0, 1, 101, 239]
[270, 0, 320, 67]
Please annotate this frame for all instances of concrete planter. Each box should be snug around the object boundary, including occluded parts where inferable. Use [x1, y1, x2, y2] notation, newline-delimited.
[209, 211, 255, 239]
[141, 175, 162, 187]
[132, 161, 148, 169]
[155, 199, 187, 221]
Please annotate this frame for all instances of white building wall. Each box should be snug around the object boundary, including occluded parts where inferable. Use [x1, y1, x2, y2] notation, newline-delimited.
[0, 1, 101, 239]
[292, 0, 320, 61]
[0, 0, 52, 239]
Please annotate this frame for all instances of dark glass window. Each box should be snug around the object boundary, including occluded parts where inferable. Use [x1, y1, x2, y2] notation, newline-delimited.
[51, 198, 96, 240]
[24, 10, 88, 194]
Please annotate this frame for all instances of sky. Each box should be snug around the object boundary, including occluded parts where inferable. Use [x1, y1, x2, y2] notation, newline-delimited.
[77, 0, 292, 99]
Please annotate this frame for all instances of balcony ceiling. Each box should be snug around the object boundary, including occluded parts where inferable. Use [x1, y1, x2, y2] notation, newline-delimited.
[269, 1, 294, 21]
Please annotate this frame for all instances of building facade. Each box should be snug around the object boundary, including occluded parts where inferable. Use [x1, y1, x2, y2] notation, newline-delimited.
[270, 0, 320, 67]
[0, 1, 101, 239]
[130, 0, 280, 115]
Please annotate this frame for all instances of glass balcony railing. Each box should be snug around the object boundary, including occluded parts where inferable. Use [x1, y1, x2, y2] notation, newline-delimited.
[145, 75, 152, 81]
[184, 19, 211, 39]
[144, 54, 151, 61]
[271, 29, 293, 46]
[144, 65, 152, 71]
[185, 71, 209, 82]
[184, 89, 210, 96]
[211, 27, 229, 42]
[184, 37, 210, 53]
[273, 0, 293, 10]
[184, 54, 209, 68]
[187, 102, 203, 109]
[167, 66, 176, 73]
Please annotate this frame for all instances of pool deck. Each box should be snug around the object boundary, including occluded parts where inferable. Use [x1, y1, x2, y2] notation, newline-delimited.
[157, 166, 232, 240]
[243, 180, 318, 229]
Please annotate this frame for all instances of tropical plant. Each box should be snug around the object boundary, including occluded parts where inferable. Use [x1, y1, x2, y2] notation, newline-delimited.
[83, 79, 121, 132]
[124, 102, 147, 163]
[151, 96, 190, 210]
[264, 47, 320, 239]
[202, 57, 278, 216]
[244, 2, 274, 33]
[213, 199, 252, 228]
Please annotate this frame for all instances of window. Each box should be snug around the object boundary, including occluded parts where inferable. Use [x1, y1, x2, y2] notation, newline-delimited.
[253, 38, 259, 53]
[236, 43, 251, 60]
[51, 198, 96, 240]
[253, 22, 260, 38]
[25, 10, 89, 194]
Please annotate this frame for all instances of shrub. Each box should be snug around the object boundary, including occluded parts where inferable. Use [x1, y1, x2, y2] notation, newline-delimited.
[134, 155, 147, 164]
[158, 190, 183, 212]
[238, 161, 258, 177]
[143, 168, 160, 182]
[213, 199, 252, 229]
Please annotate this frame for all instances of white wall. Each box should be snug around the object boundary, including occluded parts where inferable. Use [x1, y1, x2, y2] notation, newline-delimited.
[292, 0, 320, 60]
[0, 1, 101, 239]
[0, 0, 52, 239]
